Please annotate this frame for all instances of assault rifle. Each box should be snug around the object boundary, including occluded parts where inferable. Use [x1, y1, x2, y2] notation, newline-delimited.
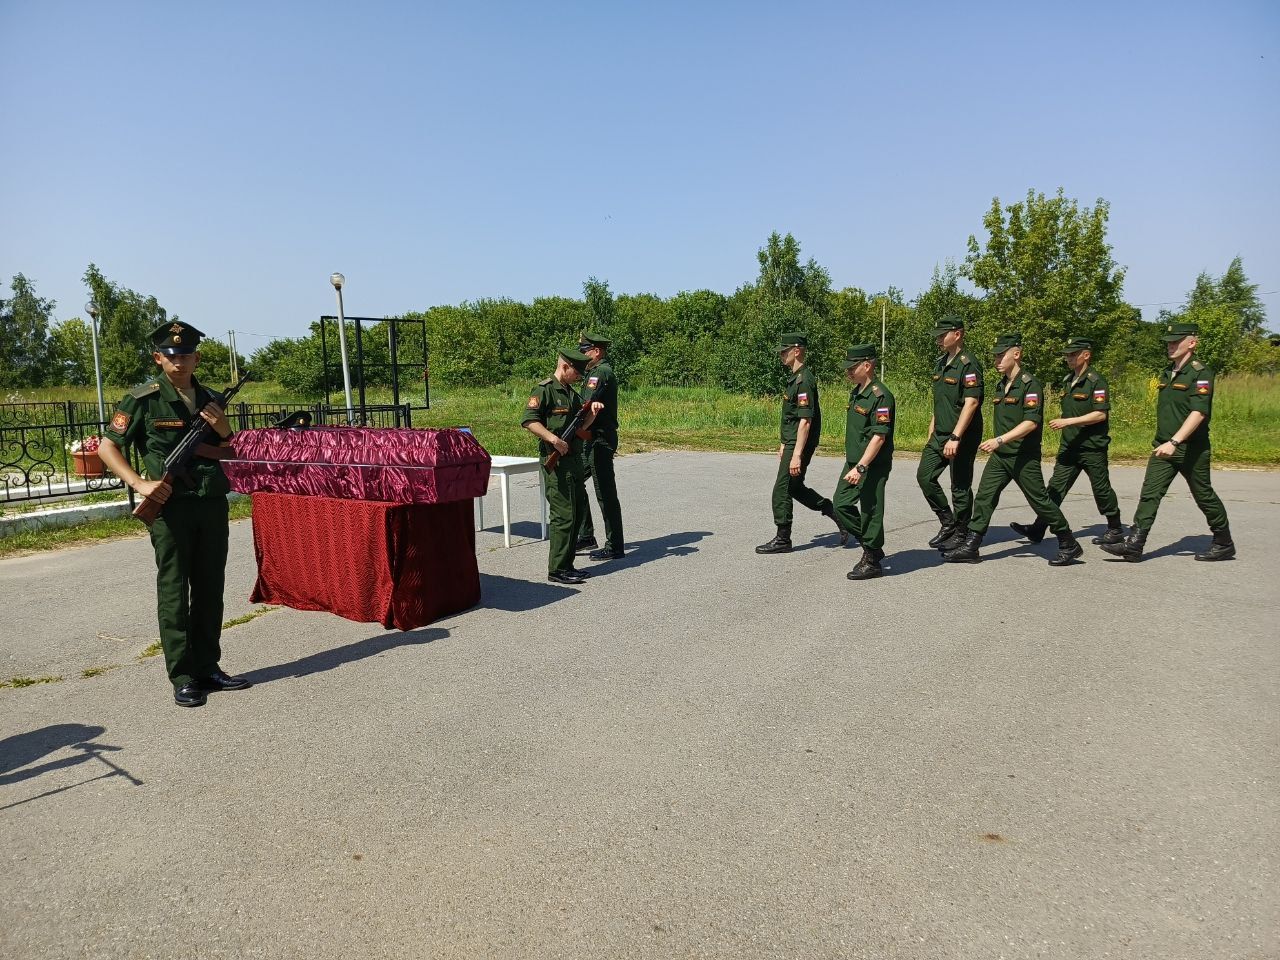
[542, 391, 595, 473]
[132, 372, 252, 526]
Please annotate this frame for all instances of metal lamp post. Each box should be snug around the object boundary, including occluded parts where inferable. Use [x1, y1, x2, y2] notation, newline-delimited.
[329, 273, 355, 422]
[84, 301, 106, 427]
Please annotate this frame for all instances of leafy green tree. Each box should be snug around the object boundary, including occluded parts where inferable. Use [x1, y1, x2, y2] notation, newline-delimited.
[83, 263, 171, 385]
[193, 338, 247, 385]
[48, 317, 95, 386]
[963, 189, 1129, 370]
[0, 273, 56, 387]
[905, 262, 982, 379]
[1160, 258, 1270, 373]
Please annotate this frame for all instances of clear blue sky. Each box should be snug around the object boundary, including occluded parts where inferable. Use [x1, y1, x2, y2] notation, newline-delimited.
[2, 0, 1276, 351]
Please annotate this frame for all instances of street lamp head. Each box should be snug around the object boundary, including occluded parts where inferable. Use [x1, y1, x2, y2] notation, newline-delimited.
[85, 301, 99, 319]
[330, 273, 345, 290]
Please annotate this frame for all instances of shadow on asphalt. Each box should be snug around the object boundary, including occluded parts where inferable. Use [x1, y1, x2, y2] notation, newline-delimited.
[0, 723, 143, 810]
[483, 520, 545, 540]
[480, 574, 577, 611]
[1099, 534, 1209, 562]
[245, 628, 449, 686]
[577, 530, 713, 577]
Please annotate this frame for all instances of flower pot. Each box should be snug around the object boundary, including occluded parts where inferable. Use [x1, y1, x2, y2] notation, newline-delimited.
[73, 451, 106, 478]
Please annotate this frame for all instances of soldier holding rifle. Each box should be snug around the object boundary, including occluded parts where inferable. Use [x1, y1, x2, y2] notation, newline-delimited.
[522, 346, 604, 585]
[97, 321, 249, 708]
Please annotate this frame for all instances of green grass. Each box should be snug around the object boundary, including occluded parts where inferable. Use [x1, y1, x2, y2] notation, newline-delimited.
[1, 675, 64, 688]
[222, 605, 279, 629]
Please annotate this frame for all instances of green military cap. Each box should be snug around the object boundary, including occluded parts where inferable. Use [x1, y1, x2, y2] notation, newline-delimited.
[929, 314, 965, 337]
[992, 332, 1022, 354]
[578, 330, 612, 349]
[842, 343, 877, 369]
[557, 346, 591, 372]
[778, 332, 808, 351]
[1163, 321, 1199, 342]
[150, 320, 205, 355]
[1062, 337, 1094, 354]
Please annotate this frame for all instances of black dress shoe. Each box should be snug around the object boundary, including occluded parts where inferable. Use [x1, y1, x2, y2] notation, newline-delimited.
[588, 547, 624, 561]
[574, 536, 598, 551]
[199, 669, 252, 691]
[548, 569, 587, 585]
[174, 683, 207, 708]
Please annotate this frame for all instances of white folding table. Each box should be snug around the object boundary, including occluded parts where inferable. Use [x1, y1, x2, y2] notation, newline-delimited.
[477, 455, 547, 548]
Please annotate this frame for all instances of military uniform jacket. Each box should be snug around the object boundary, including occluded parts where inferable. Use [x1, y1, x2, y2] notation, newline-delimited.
[522, 377, 585, 461]
[991, 369, 1044, 457]
[103, 375, 230, 499]
[780, 365, 821, 446]
[931, 351, 984, 434]
[844, 380, 895, 465]
[1155, 359, 1214, 448]
[581, 360, 618, 442]
[1058, 365, 1111, 451]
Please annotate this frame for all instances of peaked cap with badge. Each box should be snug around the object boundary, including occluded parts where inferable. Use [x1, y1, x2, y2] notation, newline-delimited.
[151, 320, 206, 355]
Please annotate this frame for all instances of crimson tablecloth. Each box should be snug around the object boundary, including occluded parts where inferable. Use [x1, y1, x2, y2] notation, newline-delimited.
[249, 492, 479, 629]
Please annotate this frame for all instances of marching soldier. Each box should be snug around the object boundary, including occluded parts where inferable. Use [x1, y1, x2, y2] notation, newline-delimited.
[756, 332, 846, 554]
[917, 314, 984, 547]
[1010, 337, 1123, 546]
[574, 332, 625, 561]
[943, 333, 1083, 566]
[522, 347, 604, 585]
[1101, 321, 1235, 562]
[96, 321, 248, 708]
[832, 344, 895, 580]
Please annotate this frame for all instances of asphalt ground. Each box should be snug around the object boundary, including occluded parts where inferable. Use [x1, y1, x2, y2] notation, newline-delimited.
[2, 450, 1277, 960]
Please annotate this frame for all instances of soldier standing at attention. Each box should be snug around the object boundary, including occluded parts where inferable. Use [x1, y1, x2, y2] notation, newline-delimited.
[917, 315, 984, 547]
[1101, 321, 1235, 562]
[96, 321, 248, 708]
[756, 332, 846, 554]
[943, 333, 1083, 566]
[574, 332, 625, 561]
[832, 344, 896, 581]
[1010, 337, 1124, 546]
[522, 347, 604, 585]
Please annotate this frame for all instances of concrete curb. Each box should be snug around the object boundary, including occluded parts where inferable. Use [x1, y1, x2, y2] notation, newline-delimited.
[0, 493, 247, 539]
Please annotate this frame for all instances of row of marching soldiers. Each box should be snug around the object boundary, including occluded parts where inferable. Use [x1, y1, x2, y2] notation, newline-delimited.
[755, 316, 1235, 579]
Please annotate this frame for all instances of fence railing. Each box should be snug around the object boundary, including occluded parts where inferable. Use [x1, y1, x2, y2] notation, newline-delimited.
[0, 402, 425, 506]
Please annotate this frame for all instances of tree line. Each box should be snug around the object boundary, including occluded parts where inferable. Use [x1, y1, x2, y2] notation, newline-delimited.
[2, 189, 1273, 396]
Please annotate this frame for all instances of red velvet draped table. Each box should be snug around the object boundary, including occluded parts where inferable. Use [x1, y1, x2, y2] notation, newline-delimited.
[249, 492, 479, 629]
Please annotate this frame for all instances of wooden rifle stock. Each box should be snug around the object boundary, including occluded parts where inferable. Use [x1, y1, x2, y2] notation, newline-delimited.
[542, 399, 594, 474]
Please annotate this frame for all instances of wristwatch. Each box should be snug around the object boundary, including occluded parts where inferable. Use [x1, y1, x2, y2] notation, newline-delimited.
[1169, 438, 1183, 449]
[947, 433, 960, 442]
[853, 463, 866, 475]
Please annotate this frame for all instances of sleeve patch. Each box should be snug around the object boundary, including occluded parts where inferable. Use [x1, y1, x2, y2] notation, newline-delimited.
[527, 395, 540, 409]
[963, 372, 977, 386]
[876, 407, 891, 423]
[110, 410, 131, 432]
[1093, 389, 1107, 401]
[1024, 393, 1039, 408]
[797, 392, 809, 407]
[1196, 380, 1211, 394]
[587, 376, 599, 388]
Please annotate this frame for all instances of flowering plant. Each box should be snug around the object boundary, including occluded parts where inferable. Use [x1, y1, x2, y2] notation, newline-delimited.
[68, 435, 102, 455]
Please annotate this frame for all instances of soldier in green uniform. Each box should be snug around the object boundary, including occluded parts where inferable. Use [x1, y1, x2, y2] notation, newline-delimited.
[943, 333, 1083, 566]
[522, 347, 604, 584]
[756, 332, 846, 554]
[1101, 321, 1235, 562]
[917, 315, 984, 547]
[832, 344, 895, 580]
[1010, 337, 1123, 546]
[96, 321, 248, 708]
[573, 332, 625, 561]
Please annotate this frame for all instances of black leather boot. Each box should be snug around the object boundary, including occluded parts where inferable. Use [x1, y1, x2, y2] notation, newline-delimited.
[846, 547, 884, 580]
[1195, 527, 1236, 561]
[1048, 531, 1083, 566]
[928, 509, 957, 548]
[755, 524, 793, 554]
[942, 531, 983, 563]
[1100, 525, 1147, 562]
[1010, 517, 1048, 544]
[821, 501, 852, 546]
[1095, 515, 1125, 546]
[937, 526, 968, 553]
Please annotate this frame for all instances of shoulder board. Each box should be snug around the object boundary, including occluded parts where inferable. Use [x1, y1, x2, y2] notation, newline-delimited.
[1191, 360, 1204, 371]
[1021, 372, 1032, 384]
[1086, 370, 1098, 382]
[871, 384, 883, 398]
[537, 378, 553, 386]
[959, 353, 971, 364]
[129, 381, 161, 399]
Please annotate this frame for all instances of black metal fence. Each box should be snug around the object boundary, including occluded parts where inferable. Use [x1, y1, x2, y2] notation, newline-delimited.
[0, 402, 426, 506]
